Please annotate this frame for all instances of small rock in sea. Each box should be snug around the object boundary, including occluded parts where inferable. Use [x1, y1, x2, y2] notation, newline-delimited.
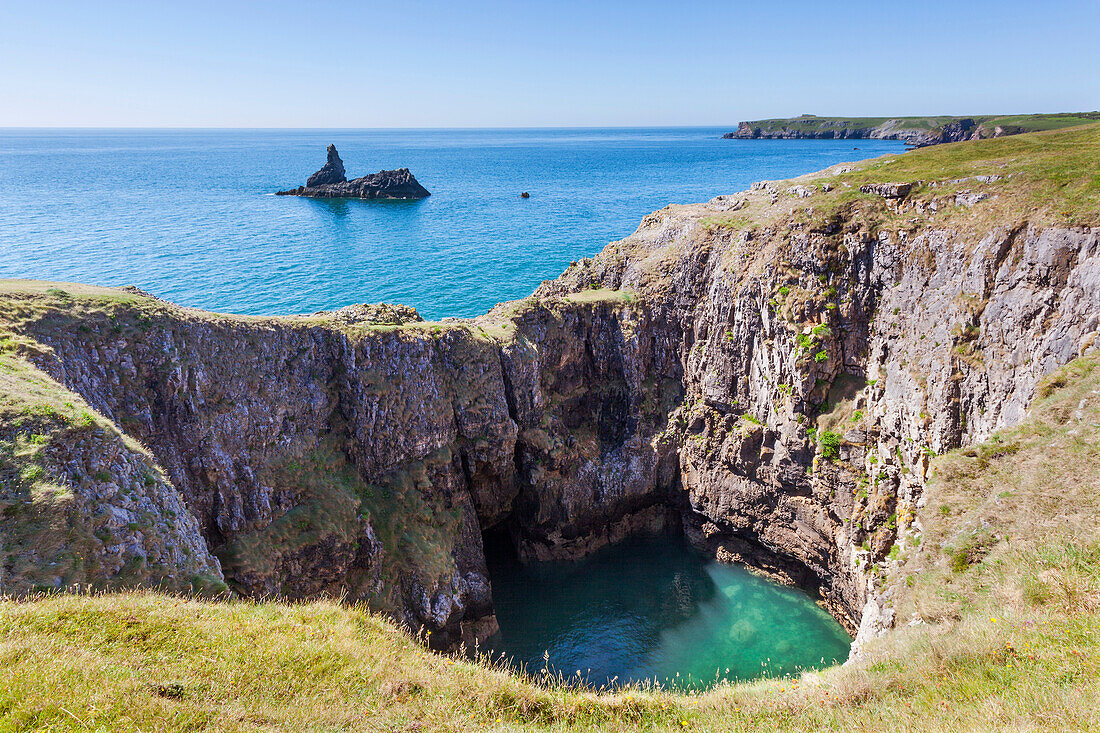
[521, 192, 530, 198]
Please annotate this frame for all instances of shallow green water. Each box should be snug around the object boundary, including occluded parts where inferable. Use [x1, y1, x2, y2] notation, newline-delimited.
[483, 533, 852, 690]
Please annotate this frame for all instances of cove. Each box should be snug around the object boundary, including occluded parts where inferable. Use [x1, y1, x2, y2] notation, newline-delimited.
[482, 532, 852, 690]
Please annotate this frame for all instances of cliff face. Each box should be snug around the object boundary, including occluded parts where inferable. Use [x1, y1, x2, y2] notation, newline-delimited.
[0, 286, 678, 647]
[725, 113, 1100, 147]
[3, 126, 1099, 649]
[725, 117, 984, 146]
[545, 203, 1099, 629]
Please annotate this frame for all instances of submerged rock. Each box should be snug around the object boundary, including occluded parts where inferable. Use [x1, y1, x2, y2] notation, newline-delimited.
[277, 145, 430, 200]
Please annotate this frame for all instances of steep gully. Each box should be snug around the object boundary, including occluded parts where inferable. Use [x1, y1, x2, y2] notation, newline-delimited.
[16, 181, 1100, 655]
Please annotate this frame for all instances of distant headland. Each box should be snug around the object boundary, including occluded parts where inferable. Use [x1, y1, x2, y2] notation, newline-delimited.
[724, 112, 1100, 146]
[276, 144, 430, 199]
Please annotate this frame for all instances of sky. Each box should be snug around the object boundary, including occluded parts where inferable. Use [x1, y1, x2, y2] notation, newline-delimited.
[2, 0, 1098, 128]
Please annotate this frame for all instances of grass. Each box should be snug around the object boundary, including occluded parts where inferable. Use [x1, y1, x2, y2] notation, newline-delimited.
[738, 114, 960, 132]
[0, 353, 225, 596]
[587, 125, 1100, 305]
[817, 123, 1100, 226]
[4, 355, 1099, 731]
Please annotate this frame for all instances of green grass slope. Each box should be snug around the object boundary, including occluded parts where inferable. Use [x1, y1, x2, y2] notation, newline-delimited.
[3, 353, 1099, 732]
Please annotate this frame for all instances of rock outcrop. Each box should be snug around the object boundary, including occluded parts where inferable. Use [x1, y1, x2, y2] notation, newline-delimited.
[306, 144, 347, 187]
[725, 118, 981, 146]
[4, 127, 1099, 653]
[724, 112, 1100, 147]
[277, 146, 430, 200]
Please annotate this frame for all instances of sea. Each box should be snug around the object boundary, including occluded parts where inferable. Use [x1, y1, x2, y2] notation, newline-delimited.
[0, 128, 904, 320]
[0, 128, 905, 688]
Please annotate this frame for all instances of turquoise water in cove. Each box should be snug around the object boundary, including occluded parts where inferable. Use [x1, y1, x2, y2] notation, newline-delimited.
[485, 534, 852, 690]
[0, 129, 904, 320]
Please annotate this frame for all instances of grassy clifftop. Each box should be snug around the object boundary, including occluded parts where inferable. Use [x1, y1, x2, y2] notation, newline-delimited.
[3, 353, 1099, 732]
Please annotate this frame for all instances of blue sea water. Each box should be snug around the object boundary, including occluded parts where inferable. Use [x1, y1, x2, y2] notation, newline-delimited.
[0, 128, 904, 320]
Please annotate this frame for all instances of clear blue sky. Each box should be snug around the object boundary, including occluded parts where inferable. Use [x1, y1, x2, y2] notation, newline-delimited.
[2, 0, 1097, 127]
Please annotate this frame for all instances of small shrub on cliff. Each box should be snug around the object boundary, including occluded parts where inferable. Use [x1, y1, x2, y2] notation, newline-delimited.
[814, 350, 828, 363]
[819, 430, 843, 460]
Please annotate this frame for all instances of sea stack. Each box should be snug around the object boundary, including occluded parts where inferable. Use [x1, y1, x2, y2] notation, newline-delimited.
[306, 144, 347, 187]
[277, 145, 430, 200]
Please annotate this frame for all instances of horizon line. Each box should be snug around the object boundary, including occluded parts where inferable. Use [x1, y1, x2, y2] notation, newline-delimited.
[2, 111, 1092, 132]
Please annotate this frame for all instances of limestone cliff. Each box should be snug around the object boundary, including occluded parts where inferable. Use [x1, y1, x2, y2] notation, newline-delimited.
[724, 113, 1100, 147]
[3, 126, 1098, 650]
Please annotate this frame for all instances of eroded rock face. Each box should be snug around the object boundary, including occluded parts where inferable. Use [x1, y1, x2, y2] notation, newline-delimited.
[0, 363, 223, 596]
[6, 165, 1100, 650]
[723, 117, 983, 146]
[9, 293, 674, 647]
[545, 204, 1100, 631]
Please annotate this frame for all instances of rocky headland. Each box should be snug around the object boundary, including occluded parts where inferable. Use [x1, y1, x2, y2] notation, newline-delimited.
[724, 112, 1100, 146]
[4, 125, 1099, 657]
[276, 144, 430, 200]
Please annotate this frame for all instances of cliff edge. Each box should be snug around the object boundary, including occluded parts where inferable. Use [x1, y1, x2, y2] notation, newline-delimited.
[4, 125, 1099, 654]
[724, 112, 1100, 146]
